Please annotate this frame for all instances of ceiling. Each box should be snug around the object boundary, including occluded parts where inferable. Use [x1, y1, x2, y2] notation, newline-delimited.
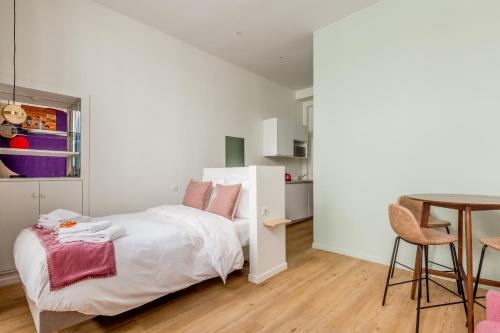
[94, 0, 380, 90]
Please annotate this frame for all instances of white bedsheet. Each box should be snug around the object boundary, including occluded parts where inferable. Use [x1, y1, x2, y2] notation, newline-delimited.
[14, 205, 244, 316]
[233, 218, 249, 247]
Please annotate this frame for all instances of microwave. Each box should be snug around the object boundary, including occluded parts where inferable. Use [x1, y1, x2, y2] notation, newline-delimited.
[294, 144, 306, 158]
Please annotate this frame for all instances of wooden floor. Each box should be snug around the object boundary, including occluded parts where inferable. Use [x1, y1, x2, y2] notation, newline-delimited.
[0, 219, 486, 333]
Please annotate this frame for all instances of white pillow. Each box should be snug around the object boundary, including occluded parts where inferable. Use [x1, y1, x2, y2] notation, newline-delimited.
[226, 176, 249, 218]
[203, 178, 225, 208]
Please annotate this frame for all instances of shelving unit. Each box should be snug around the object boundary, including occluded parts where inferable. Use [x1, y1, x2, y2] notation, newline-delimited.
[0, 83, 86, 276]
[0, 83, 82, 178]
[0, 147, 80, 157]
[22, 128, 68, 136]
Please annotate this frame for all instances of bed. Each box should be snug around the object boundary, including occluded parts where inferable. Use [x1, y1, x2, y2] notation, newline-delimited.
[13, 166, 286, 333]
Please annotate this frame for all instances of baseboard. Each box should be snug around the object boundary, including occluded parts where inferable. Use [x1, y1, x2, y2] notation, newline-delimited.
[0, 270, 20, 287]
[312, 242, 389, 266]
[311, 242, 485, 287]
[248, 262, 287, 284]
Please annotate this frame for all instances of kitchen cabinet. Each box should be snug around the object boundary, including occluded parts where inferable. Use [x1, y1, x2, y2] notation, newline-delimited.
[285, 181, 313, 222]
[263, 118, 308, 157]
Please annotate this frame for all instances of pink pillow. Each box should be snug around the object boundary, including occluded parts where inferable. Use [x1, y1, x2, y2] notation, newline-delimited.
[206, 184, 242, 220]
[182, 180, 212, 210]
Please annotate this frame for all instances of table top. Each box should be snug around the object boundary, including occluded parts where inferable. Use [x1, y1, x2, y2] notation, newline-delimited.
[408, 193, 500, 210]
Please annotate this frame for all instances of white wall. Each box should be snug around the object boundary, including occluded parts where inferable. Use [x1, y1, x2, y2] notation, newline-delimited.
[314, 0, 500, 282]
[0, 0, 303, 216]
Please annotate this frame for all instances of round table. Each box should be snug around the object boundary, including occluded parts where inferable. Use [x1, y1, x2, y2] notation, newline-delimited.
[407, 194, 500, 333]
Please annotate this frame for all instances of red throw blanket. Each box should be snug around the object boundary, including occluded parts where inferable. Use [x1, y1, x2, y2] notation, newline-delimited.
[30, 226, 117, 290]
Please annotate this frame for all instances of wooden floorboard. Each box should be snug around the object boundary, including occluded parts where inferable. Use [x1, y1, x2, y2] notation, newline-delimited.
[0, 219, 486, 332]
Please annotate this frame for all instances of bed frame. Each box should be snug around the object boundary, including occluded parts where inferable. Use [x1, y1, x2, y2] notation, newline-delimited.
[22, 166, 287, 333]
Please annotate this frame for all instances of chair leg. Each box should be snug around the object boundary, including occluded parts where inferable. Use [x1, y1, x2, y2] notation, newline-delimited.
[382, 237, 400, 306]
[424, 245, 430, 303]
[445, 226, 450, 234]
[448, 241, 462, 296]
[451, 243, 468, 321]
[390, 237, 400, 278]
[473, 245, 488, 302]
[416, 245, 423, 333]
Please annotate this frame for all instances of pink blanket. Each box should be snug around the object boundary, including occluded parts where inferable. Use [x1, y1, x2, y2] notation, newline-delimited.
[30, 226, 117, 290]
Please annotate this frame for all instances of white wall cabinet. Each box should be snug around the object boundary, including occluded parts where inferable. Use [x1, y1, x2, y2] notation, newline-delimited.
[263, 118, 308, 157]
[40, 181, 83, 215]
[0, 179, 83, 273]
[285, 182, 313, 222]
[0, 181, 39, 274]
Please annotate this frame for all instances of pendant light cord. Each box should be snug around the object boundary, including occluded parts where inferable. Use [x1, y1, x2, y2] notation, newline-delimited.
[12, 0, 17, 104]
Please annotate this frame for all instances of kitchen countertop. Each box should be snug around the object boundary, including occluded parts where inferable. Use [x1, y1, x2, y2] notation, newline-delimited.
[286, 180, 313, 184]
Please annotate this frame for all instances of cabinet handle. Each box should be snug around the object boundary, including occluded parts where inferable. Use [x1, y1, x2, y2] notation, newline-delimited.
[40, 193, 46, 199]
[32, 193, 39, 199]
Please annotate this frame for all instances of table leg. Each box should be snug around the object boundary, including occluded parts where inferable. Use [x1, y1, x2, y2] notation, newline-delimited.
[465, 206, 474, 333]
[411, 203, 430, 300]
[458, 210, 463, 268]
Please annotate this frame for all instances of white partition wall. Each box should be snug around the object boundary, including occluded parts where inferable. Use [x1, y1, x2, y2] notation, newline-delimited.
[203, 166, 287, 284]
[247, 166, 287, 283]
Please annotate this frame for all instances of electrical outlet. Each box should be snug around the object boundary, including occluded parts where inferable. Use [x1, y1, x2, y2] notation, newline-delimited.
[171, 185, 179, 192]
[262, 206, 269, 216]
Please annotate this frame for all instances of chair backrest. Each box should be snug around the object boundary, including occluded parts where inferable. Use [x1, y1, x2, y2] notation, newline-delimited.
[388, 203, 426, 245]
[397, 195, 423, 222]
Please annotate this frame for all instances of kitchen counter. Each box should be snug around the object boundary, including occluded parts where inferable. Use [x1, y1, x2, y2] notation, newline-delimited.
[286, 180, 313, 184]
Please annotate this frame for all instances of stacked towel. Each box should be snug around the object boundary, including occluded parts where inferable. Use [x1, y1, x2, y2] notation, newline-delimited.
[38, 209, 90, 228]
[58, 221, 112, 235]
[57, 225, 126, 243]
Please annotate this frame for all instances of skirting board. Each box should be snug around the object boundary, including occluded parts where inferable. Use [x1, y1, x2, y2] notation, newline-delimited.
[312, 242, 388, 266]
[248, 262, 287, 284]
[311, 242, 495, 289]
[0, 270, 20, 287]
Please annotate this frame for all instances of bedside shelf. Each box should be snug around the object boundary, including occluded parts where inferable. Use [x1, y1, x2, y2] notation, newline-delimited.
[0, 148, 80, 157]
[263, 218, 291, 228]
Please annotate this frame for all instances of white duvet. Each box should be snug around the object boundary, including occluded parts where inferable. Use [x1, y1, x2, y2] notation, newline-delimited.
[14, 205, 244, 316]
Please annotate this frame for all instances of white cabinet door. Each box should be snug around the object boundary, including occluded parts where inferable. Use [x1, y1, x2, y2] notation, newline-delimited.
[307, 182, 314, 217]
[0, 181, 39, 272]
[39, 180, 83, 215]
[277, 118, 293, 156]
[285, 183, 309, 221]
[294, 124, 308, 142]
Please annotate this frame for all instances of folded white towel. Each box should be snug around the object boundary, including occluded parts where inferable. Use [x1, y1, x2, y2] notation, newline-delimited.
[38, 209, 91, 228]
[57, 225, 126, 243]
[58, 221, 112, 235]
[40, 209, 81, 221]
[37, 218, 62, 229]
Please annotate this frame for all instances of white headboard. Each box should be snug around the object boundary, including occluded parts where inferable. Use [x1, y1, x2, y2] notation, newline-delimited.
[202, 166, 287, 284]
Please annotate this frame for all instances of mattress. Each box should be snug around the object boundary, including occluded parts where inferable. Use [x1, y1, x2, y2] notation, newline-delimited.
[233, 218, 249, 247]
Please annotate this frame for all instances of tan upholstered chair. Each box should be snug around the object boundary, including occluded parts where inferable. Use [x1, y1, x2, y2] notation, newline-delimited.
[389, 196, 453, 280]
[474, 237, 500, 302]
[382, 203, 467, 333]
[398, 196, 451, 232]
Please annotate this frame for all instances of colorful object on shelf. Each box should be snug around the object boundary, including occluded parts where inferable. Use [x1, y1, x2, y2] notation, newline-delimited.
[9, 136, 29, 149]
[0, 103, 6, 124]
[2, 104, 27, 125]
[0, 110, 68, 177]
[0, 123, 17, 139]
[285, 173, 292, 182]
[22, 105, 57, 131]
